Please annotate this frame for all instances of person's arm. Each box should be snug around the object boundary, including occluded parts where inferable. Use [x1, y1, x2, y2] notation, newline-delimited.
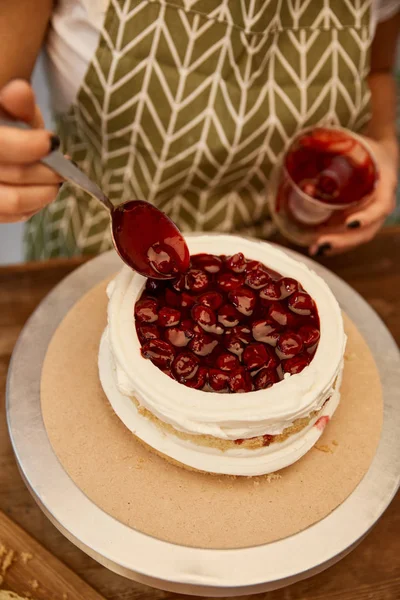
[0, 0, 62, 224]
[310, 12, 400, 256]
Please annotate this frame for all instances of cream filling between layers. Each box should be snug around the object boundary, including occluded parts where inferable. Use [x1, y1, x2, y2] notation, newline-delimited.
[105, 235, 346, 440]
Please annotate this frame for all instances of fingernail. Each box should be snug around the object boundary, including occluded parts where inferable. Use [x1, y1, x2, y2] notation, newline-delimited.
[49, 135, 60, 153]
[347, 220, 360, 229]
[315, 243, 332, 257]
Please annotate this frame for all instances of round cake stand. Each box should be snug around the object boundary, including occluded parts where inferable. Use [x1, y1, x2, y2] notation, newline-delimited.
[6, 245, 400, 597]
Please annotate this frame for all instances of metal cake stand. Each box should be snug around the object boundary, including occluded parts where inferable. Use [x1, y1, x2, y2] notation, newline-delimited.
[6, 247, 400, 596]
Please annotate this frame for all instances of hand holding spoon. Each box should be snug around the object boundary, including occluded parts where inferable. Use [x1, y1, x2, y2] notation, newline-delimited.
[0, 118, 190, 279]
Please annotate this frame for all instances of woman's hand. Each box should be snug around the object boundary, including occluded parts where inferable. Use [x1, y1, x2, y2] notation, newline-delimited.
[0, 79, 63, 223]
[309, 136, 398, 256]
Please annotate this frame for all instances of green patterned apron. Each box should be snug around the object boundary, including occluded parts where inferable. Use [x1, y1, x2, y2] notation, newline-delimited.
[25, 0, 372, 259]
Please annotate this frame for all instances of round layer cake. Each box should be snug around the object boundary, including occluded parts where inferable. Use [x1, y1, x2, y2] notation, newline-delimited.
[99, 235, 346, 476]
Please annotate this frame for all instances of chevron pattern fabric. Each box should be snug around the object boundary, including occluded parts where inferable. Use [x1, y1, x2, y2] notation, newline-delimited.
[25, 0, 372, 259]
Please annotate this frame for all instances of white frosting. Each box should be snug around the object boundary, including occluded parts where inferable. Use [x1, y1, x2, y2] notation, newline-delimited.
[99, 329, 343, 476]
[104, 235, 346, 445]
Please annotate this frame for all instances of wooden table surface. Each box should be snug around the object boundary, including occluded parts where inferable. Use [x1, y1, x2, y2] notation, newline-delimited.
[1, 228, 399, 600]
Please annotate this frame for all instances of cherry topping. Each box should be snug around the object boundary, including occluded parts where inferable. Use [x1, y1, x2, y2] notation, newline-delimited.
[137, 324, 161, 342]
[245, 268, 271, 290]
[218, 304, 241, 328]
[165, 326, 193, 347]
[172, 351, 199, 382]
[135, 298, 158, 323]
[288, 292, 314, 316]
[282, 354, 309, 375]
[147, 243, 179, 276]
[185, 269, 209, 293]
[141, 339, 175, 368]
[243, 343, 269, 370]
[259, 281, 282, 302]
[189, 333, 219, 357]
[192, 304, 217, 328]
[198, 291, 224, 310]
[217, 352, 241, 372]
[228, 287, 256, 316]
[191, 253, 222, 273]
[252, 319, 280, 346]
[136, 251, 320, 393]
[298, 325, 320, 348]
[225, 252, 246, 273]
[276, 332, 303, 359]
[209, 369, 230, 392]
[254, 368, 279, 390]
[158, 307, 181, 327]
[217, 273, 244, 291]
[228, 368, 252, 393]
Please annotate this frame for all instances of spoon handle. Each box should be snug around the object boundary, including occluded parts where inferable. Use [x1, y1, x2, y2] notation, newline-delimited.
[0, 118, 114, 213]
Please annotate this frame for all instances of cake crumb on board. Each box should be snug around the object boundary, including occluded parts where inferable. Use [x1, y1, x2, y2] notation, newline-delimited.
[28, 580, 38, 591]
[315, 444, 333, 454]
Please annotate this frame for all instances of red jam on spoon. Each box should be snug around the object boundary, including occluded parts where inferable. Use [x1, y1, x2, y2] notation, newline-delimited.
[135, 252, 321, 393]
[112, 200, 190, 279]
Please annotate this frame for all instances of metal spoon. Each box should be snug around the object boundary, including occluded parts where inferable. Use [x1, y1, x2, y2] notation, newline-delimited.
[0, 118, 190, 279]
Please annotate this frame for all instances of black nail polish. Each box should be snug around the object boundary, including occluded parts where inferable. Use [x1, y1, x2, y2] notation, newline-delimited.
[347, 220, 360, 229]
[315, 243, 331, 257]
[49, 135, 60, 153]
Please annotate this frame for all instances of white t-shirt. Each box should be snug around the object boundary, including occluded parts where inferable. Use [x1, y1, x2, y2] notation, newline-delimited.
[46, 0, 400, 113]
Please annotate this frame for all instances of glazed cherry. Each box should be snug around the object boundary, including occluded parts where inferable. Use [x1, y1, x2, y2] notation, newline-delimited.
[282, 354, 309, 375]
[158, 307, 181, 327]
[141, 339, 175, 368]
[191, 253, 222, 273]
[135, 298, 158, 323]
[165, 326, 193, 347]
[192, 304, 216, 328]
[279, 277, 299, 298]
[228, 368, 252, 393]
[288, 292, 314, 316]
[185, 269, 209, 293]
[229, 287, 256, 316]
[223, 334, 245, 357]
[217, 273, 244, 291]
[137, 324, 161, 342]
[136, 252, 320, 392]
[198, 291, 224, 310]
[254, 368, 279, 390]
[209, 369, 229, 392]
[243, 343, 269, 370]
[245, 268, 270, 290]
[225, 253, 246, 273]
[218, 304, 241, 328]
[276, 332, 303, 359]
[189, 333, 219, 357]
[185, 367, 208, 389]
[268, 302, 296, 328]
[172, 351, 199, 382]
[298, 325, 320, 347]
[217, 352, 241, 372]
[252, 319, 280, 346]
[259, 281, 282, 302]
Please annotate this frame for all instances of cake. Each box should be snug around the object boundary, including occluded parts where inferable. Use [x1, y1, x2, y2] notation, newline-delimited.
[99, 235, 346, 476]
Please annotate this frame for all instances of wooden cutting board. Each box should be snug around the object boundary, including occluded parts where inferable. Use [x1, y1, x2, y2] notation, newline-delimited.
[0, 510, 107, 600]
